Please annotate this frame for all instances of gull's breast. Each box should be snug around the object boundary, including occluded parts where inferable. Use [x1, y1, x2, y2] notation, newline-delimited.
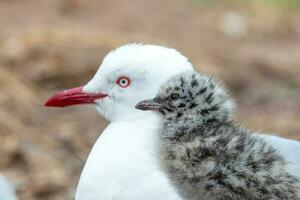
[75, 120, 182, 200]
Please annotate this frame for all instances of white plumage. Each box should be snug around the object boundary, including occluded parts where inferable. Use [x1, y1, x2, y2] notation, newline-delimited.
[0, 175, 18, 200]
[76, 44, 192, 200]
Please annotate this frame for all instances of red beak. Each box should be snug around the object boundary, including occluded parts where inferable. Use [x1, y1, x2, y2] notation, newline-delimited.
[44, 86, 108, 107]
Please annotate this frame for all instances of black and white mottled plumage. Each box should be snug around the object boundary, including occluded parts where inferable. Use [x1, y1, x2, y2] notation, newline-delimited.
[136, 70, 300, 200]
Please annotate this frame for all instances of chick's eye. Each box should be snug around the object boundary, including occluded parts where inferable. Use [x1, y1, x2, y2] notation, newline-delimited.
[170, 94, 180, 100]
[116, 76, 131, 88]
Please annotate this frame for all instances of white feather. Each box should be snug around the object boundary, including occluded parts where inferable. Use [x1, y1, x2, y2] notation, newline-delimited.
[0, 175, 18, 200]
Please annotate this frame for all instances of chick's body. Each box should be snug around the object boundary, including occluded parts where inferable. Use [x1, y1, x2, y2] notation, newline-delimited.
[138, 71, 300, 200]
[160, 123, 299, 200]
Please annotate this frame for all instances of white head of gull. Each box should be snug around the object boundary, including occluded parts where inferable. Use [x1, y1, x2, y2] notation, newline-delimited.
[45, 44, 300, 200]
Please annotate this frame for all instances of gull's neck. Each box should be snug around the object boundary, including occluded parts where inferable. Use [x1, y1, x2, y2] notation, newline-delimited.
[112, 109, 158, 123]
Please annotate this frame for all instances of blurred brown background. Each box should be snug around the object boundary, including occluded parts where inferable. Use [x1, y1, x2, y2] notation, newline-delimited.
[0, 0, 299, 199]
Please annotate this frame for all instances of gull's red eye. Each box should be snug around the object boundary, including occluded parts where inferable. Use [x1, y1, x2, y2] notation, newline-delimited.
[116, 76, 131, 88]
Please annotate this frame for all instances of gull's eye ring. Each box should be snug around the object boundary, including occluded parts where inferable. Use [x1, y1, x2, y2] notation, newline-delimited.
[170, 93, 180, 100]
[116, 76, 131, 88]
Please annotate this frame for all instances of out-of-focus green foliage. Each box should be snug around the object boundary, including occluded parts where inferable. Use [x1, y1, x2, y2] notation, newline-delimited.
[193, 0, 300, 9]
[255, 0, 300, 9]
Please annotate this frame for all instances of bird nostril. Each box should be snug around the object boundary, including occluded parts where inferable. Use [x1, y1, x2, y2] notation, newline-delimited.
[154, 96, 163, 103]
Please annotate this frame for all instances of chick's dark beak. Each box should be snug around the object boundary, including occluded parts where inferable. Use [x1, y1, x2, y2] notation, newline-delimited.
[135, 98, 167, 111]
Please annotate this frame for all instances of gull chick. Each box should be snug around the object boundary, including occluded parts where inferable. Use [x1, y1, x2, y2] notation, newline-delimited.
[136, 70, 300, 200]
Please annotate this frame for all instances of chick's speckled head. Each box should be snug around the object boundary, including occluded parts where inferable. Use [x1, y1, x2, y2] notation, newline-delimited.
[136, 70, 235, 129]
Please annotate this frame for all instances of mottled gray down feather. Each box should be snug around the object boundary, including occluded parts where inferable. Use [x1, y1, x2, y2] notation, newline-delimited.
[154, 70, 300, 200]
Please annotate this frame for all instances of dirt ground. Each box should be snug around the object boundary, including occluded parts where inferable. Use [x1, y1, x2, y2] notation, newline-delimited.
[0, 0, 299, 199]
